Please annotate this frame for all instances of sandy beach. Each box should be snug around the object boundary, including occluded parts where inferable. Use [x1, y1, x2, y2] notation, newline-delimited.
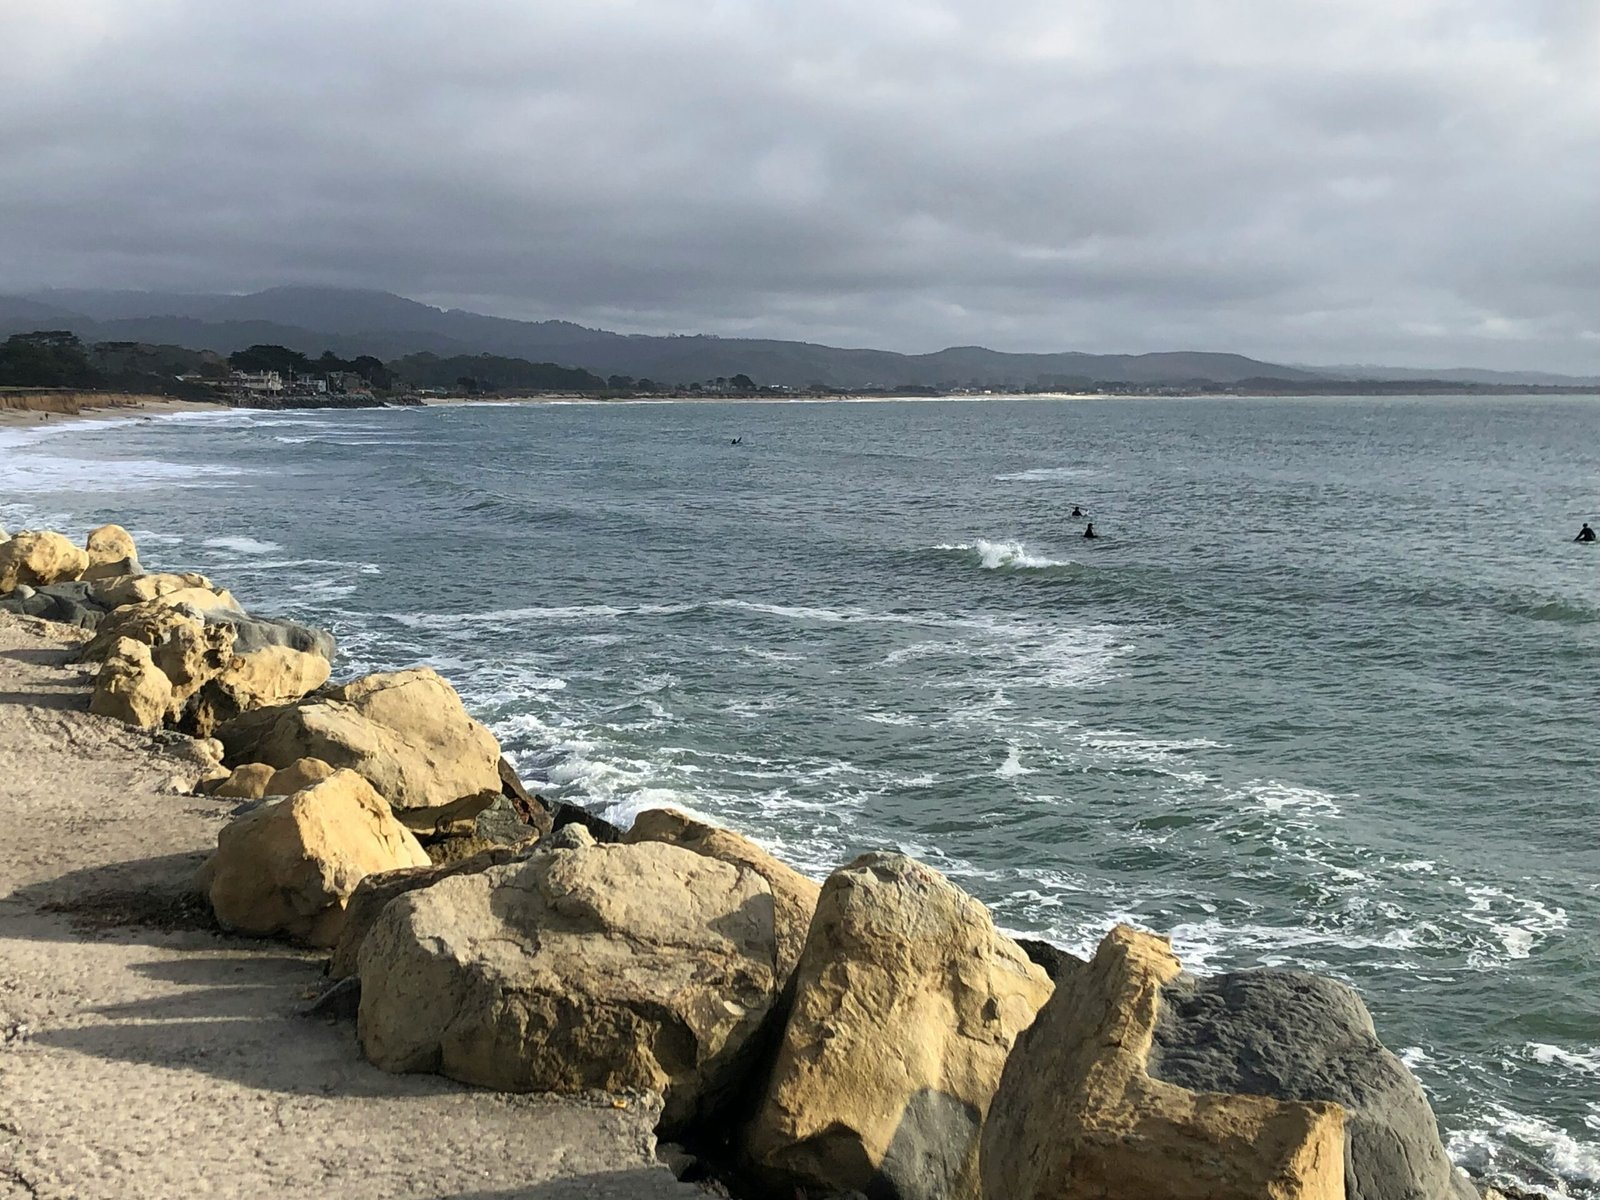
[0, 395, 228, 430]
[0, 611, 701, 1200]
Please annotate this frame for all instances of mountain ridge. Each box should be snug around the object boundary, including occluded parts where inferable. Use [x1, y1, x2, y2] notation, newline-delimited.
[5, 287, 1596, 389]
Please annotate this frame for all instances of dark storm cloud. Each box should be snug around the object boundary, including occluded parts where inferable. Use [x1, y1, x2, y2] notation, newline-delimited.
[4, 0, 1599, 370]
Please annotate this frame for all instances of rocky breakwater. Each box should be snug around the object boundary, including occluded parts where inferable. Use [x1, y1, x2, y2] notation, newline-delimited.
[0, 522, 1494, 1198]
[0, 523, 334, 737]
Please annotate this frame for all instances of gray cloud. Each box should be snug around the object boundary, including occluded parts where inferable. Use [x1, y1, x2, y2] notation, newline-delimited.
[4, 0, 1599, 370]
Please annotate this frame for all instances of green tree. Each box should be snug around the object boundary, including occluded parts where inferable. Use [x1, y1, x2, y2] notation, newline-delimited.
[0, 331, 100, 388]
[229, 344, 310, 376]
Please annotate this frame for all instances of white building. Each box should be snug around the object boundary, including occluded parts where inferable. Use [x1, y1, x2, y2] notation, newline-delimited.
[234, 370, 283, 394]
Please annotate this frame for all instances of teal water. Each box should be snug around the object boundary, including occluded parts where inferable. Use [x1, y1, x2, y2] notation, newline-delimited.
[3, 395, 1597, 1196]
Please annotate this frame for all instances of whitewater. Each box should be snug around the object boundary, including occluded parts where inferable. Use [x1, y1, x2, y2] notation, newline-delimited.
[1, 394, 1596, 1197]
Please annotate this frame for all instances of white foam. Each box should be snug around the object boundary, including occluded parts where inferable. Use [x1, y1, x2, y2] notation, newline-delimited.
[389, 602, 695, 630]
[997, 744, 1035, 778]
[1459, 883, 1568, 969]
[1226, 780, 1346, 815]
[1528, 1044, 1600, 1076]
[994, 466, 1089, 481]
[203, 535, 282, 555]
[1475, 1106, 1600, 1184]
[935, 540, 1072, 570]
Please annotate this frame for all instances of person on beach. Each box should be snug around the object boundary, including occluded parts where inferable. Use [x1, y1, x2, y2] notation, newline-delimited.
[1577, 523, 1597, 543]
[1083, 522, 1098, 540]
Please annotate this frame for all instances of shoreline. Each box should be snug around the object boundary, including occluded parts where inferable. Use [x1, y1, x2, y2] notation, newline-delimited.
[0, 393, 228, 430]
[0, 516, 1550, 1200]
[0, 608, 702, 1199]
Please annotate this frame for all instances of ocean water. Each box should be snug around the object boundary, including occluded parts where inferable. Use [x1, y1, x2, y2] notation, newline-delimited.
[3, 395, 1597, 1196]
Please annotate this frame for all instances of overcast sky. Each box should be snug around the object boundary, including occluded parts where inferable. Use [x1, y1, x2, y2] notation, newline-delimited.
[6, 1, 1600, 370]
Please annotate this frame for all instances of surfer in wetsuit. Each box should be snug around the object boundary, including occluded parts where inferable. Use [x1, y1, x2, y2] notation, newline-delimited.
[1070, 506, 1084, 518]
[1577, 523, 1597, 543]
[1082, 522, 1098, 540]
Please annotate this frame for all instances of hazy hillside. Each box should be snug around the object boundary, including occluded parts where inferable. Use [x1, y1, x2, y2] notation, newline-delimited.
[6, 286, 1592, 390]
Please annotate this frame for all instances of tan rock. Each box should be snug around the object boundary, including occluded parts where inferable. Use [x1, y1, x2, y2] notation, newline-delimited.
[327, 841, 537, 978]
[357, 840, 779, 1133]
[88, 637, 174, 731]
[217, 668, 504, 833]
[213, 762, 277, 800]
[746, 853, 1053, 1200]
[88, 571, 217, 609]
[80, 556, 139, 582]
[84, 523, 139, 569]
[979, 925, 1344, 1200]
[187, 644, 332, 736]
[268, 756, 336, 795]
[0, 531, 90, 593]
[626, 807, 820, 981]
[203, 770, 431, 946]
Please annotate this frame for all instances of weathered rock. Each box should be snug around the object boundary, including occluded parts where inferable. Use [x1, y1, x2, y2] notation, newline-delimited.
[88, 637, 174, 731]
[0, 580, 103, 628]
[217, 668, 503, 833]
[81, 594, 236, 667]
[88, 571, 217, 609]
[202, 770, 430, 946]
[84, 524, 139, 570]
[0, 531, 90, 593]
[979, 925, 1345, 1200]
[327, 841, 538, 979]
[497, 756, 555, 840]
[206, 609, 335, 660]
[186, 643, 332, 736]
[213, 762, 277, 800]
[1150, 969, 1479, 1200]
[545, 823, 596, 851]
[148, 615, 237, 717]
[550, 800, 624, 843]
[79, 556, 139, 582]
[357, 840, 780, 1133]
[747, 853, 1053, 1200]
[471, 794, 538, 845]
[627, 807, 820, 981]
[268, 756, 336, 795]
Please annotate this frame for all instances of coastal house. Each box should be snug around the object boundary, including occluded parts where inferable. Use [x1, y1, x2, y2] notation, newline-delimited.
[234, 370, 284, 394]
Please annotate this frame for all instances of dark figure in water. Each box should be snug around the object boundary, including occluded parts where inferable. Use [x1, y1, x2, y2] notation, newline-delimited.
[731, 437, 742, 445]
[1082, 522, 1098, 540]
[1578, 523, 1597, 543]
[1070, 505, 1084, 518]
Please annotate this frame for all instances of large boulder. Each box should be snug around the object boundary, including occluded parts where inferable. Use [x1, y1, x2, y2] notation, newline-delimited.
[88, 571, 218, 610]
[746, 853, 1053, 1200]
[979, 926, 1345, 1200]
[206, 608, 335, 660]
[357, 840, 780, 1133]
[1150, 970, 1479, 1200]
[0, 531, 89, 593]
[84, 523, 139, 572]
[81, 593, 331, 732]
[626, 807, 820, 982]
[88, 637, 174, 731]
[327, 841, 538, 979]
[200, 770, 431, 947]
[0, 580, 103, 628]
[213, 762, 277, 800]
[268, 756, 336, 795]
[81, 592, 241, 664]
[217, 668, 504, 833]
[187, 643, 333, 736]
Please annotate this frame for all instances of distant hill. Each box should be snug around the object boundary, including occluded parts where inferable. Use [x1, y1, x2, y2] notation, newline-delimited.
[1315, 362, 1600, 387]
[4, 286, 1592, 390]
